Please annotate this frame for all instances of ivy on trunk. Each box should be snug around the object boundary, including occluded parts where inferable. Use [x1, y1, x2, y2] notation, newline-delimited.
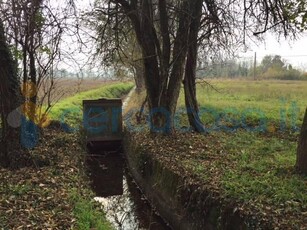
[0, 19, 21, 167]
[296, 108, 307, 174]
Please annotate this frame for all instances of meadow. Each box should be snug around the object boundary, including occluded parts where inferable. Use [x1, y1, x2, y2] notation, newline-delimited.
[177, 79, 307, 132]
[126, 79, 307, 228]
[38, 78, 116, 101]
[179, 79, 307, 227]
[48, 82, 134, 125]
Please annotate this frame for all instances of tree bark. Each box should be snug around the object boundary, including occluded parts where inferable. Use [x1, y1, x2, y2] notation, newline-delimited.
[296, 108, 307, 174]
[162, 0, 192, 133]
[133, 58, 145, 94]
[183, 0, 207, 133]
[114, 0, 196, 133]
[27, 0, 40, 122]
[0, 18, 20, 167]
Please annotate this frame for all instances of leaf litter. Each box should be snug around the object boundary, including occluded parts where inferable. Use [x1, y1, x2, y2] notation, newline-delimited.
[129, 130, 307, 229]
[0, 128, 89, 229]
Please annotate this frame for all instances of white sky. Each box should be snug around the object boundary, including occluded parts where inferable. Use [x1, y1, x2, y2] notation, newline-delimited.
[240, 33, 307, 70]
[58, 0, 307, 73]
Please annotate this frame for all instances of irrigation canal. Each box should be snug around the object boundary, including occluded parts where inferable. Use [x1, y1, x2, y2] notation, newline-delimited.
[86, 146, 172, 230]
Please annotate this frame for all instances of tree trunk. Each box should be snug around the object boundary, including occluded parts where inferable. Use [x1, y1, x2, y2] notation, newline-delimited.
[132, 42, 145, 94]
[118, 0, 193, 133]
[27, 0, 40, 122]
[134, 60, 145, 94]
[295, 108, 307, 174]
[183, 0, 207, 133]
[0, 19, 20, 167]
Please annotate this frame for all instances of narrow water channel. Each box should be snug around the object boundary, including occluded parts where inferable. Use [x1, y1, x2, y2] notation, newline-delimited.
[86, 146, 172, 230]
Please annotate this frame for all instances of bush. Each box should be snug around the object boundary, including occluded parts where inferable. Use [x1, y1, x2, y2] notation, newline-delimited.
[261, 67, 303, 80]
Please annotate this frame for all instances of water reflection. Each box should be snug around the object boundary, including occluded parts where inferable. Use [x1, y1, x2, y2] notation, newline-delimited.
[87, 153, 123, 197]
[86, 151, 171, 230]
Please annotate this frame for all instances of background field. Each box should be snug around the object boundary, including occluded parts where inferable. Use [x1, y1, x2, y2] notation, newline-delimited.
[38, 78, 124, 103]
[177, 79, 307, 131]
[48, 82, 134, 125]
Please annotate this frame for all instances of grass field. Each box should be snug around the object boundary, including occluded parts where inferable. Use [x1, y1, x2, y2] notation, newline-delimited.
[49, 82, 134, 125]
[176, 79, 307, 132]
[126, 79, 307, 228]
[38, 78, 118, 102]
[180, 80, 307, 228]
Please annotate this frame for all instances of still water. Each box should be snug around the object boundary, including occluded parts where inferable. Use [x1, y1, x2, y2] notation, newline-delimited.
[86, 149, 172, 230]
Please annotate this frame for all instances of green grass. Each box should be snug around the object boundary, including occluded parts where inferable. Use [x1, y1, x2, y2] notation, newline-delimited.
[69, 189, 113, 230]
[215, 131, 307, 204]
[2, 183, 32, 196]
[49, 82, 133, 125]
[177, 80, 307, 203]
[177, 79, 307, 130]
[174, 80, 307, 226]
[126, 79, 307, 227]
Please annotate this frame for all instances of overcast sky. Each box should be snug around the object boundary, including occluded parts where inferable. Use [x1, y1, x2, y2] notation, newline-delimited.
[240, 32, 307, 70]
[64, 0, 307, 72]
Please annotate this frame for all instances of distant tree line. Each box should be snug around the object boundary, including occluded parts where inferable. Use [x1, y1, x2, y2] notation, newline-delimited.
[257, 55, 307, 80]
[197, 59, 251, 79]
[198, 55, 307, 80]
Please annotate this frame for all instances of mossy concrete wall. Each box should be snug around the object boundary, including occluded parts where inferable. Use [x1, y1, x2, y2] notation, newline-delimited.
[123, 132, 249, 230]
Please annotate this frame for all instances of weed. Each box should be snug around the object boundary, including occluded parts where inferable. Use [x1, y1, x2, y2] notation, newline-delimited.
[8, 184, 31, 196]
[69, 189, 113, 230]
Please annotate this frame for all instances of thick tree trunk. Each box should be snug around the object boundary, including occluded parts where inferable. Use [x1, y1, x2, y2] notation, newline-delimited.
[0, 19, 20, 167]
[161, 0, 193, 133]
[183, 0, 207, 133]
[134, 60, 145, 94]
[132, 42, 145, 94]
[28, 50, 37, 122]
[295, 108, 307, 174]
[119, 0, 194, 133]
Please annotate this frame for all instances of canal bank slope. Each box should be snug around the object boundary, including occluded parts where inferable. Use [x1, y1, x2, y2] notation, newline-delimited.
[123, 132, 248, 230]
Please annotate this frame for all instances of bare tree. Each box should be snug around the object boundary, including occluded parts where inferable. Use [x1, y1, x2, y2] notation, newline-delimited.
[0, 0, 77, 125]
[92, 0, 202, 132]
[86, 2, 145, 92]
[92, 0, 304, 133]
